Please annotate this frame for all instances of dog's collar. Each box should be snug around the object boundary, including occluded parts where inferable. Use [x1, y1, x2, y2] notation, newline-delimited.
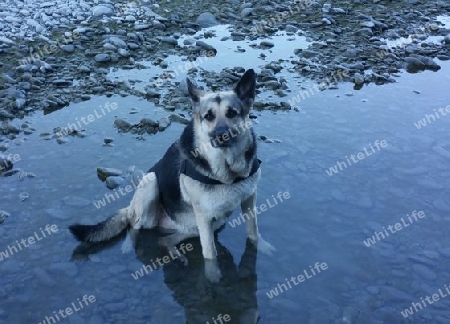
[180, 158, 261, 185]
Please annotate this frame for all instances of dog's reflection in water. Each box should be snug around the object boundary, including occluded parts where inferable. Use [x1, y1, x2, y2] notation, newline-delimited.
[71, 229, 260, 324]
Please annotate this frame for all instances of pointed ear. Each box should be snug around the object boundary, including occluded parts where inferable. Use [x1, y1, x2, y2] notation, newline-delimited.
[233, 69, 256, 113]
[186, 78, 205, 104]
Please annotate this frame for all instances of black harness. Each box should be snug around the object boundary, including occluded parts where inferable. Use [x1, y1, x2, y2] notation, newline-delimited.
[180, 158, 261, 185]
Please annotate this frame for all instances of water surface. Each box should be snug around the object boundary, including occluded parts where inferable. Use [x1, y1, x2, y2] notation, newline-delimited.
[1, 31, 450, 324]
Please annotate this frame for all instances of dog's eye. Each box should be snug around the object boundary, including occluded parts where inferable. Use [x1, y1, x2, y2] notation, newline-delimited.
[204, 111, 215, 121]
[226, 108, 238, 118]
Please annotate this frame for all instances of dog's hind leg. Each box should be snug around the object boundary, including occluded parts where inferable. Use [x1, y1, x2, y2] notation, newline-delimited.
[241, 192, 276, 255]
[128, 172, 161, 230]
[70, 172, 160, 243]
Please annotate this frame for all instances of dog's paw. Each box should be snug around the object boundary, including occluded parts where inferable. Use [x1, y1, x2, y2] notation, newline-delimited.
[204, 259, 221, 283]
[254, 237, 276, 256]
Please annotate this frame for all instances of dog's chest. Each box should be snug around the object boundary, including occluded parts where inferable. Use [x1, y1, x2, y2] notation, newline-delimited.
[179, 170, 260, 217]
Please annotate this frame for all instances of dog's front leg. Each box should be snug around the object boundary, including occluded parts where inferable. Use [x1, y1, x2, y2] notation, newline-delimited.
[193, 206, 221, 282]
[241, 193, 276, 256]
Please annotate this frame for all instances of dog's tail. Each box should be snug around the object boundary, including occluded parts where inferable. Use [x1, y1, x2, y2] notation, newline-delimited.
[69, 208, 129, 243]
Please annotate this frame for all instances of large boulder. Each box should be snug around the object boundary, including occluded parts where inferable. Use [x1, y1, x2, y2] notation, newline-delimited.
[196, 12, 218, 28]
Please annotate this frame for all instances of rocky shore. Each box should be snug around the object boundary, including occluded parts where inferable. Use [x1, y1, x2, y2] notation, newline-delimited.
[0, 0, 449, 140]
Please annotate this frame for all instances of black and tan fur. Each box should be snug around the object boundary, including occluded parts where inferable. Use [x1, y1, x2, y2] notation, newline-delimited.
[69, 69, 274, 281]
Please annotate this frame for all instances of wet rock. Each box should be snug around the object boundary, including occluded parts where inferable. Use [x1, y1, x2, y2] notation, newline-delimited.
[300, 49, 320, 58]
[145, 88, 160, 99]
[109, 36, 127, 49]
[60, 45, 75, 53]
[241, 8, 253, 18]
[361, 21, 375, 28]
[106, 176, 124, 189]
[19, 192, 29, 202]
[196, 12, 218, 28]
[159, 36, 178, 46]
[0, 210, 10, 224]
[260, 41, 274, 48]
[97, 167, 123, 181]
[405, 55, 441, 73]
[0, 154, 13, 172]
[114, 118, 132, 132]
[158, 117, 171, 131]
[118, 49, 130, 57]
[285, 24, 298, 33]
[444, 34, 450, 44]
[77, 65, 91, 73]
[56, 137, 69, 145]
[135, 24, 150, 30]
[195, 41, 217, 54]
[95, 54, 111, 63]
[92, 5, 114, 17]
[53, 79, 72, 87]
[354, 73, 365, 87]
[139, 118, 159, 128]
[169, 114, 189, 125]
[0, 36, 14, 45]
[183, 38, 195, 46]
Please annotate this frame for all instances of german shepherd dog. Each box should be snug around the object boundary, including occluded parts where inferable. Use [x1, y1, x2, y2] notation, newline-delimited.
[69, 69, 275, 281]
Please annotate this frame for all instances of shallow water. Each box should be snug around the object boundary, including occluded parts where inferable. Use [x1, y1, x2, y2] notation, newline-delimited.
[107, 24, 309, 91]
[2, 28, 450, 324]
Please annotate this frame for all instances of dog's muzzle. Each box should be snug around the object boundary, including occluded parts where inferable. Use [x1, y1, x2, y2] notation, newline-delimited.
[210, 126, 236, 148]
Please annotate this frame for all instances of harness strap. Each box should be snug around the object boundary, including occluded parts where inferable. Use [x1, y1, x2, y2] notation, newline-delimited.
[180, 158, 261, 185]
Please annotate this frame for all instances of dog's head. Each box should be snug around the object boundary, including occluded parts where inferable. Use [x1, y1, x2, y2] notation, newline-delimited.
[186, 69, 256, 148]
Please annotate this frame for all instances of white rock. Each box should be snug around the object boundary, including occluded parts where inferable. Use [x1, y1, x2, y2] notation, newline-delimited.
[92, 5, 114, 17]
[26, 19, 39, 26]
[109, 36, 127, 48]
[0, 36, 14, 45]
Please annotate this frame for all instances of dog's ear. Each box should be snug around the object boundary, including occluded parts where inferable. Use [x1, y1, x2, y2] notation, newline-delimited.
[186, 78, 205, 106]
[233, 69, 256, 113]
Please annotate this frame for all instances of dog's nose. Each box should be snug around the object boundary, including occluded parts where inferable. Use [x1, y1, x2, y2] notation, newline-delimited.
[210, 126, 234, 147]
[212, 126, 229, 139]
